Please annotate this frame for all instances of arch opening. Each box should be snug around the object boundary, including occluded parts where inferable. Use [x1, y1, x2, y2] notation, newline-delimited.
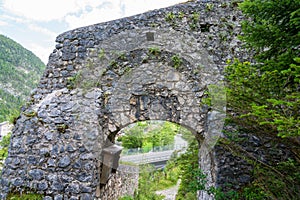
[104, 120, 197, 199]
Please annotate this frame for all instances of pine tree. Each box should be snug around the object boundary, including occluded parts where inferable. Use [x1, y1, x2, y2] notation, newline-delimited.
[226, 0, 300, 138]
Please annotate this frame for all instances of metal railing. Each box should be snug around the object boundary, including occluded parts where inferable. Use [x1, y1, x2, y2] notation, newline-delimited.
[119, 144, 187, 165]
[120, 143, 188, 156]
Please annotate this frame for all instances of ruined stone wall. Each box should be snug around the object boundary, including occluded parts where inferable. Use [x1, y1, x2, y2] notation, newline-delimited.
[99, 165, 139, 199]
[0, 0, 257, 199]
[214, 124, 298, 193]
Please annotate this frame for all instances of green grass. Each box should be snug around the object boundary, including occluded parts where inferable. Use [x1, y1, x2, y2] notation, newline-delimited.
[119, 196, 134, 200]
[155, 179, 177, 190]
[7, 193, 43, 200]
[155, 166, 180, 190]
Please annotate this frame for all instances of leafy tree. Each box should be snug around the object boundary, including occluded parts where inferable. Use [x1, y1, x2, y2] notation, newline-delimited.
[240, 0, 300, 66]
[120, 121, 179, 150]
[226, 0, 300, 138]
[224, 0, 300, 199]
[120, 121, 148, 149]
[145, 122, 178, 150]
[121, 133, 144, 149]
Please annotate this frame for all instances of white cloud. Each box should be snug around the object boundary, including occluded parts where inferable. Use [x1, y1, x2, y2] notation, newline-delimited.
[3, 0, 121, 22]
[1, 14, 29, 24]
[1, 0, 187, 62]
[3, 0, 79, 22]
[121, 0, 185, 17]
[65, 1, 124, 29]
[65, 0, 186, 29]
[3, 0, 186, 27]
[28, 24, 57, 39]
[26, 42, 53, 64]
[0, 20, 8, 26]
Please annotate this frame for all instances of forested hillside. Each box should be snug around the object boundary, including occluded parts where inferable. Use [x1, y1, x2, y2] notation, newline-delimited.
[0, 34, 46, 122]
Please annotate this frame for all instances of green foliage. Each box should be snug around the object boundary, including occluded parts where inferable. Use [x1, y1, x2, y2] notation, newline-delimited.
[134, 165, 165, 200]
[119, 196, 134, 200]
[120, 121, 179, 151]
[0, 133, 11, 148]
[0, 90, 22, 122]
[206, 3, 214, 11]
[148, 47, 161, 56]
[120, 122, 147, 149]
[0, 147, 8, 161]
[211, 187, 240, 200]
[217, 130, 300, 200]
[86, 58, 95, 70]
[109, 60, 118, 68]
[176, 141, 200, 200]
[189, 12, 200, 30]
[247, 159, 300, 199]
[191, 13, 199, 22]
[226, 59, 300, 137]
[221, 2, 228, 8]
[239, 187, 268, 200]
[0, 34, 45, 122]
[98, 49, 105, 59]
[7, 192, 43, 200]
[165, 11, 187, 25]
[0, 133, 11, 173]
[198, 150, 300, 200]
[120, 125, 195, 200]
[67, 70, 99, 91]
[121, 131, 144, 149]
[165, 12, 176, 22]
[178, 12, 185, 20]
[67, 71, 83, 90]
[171, 55, 182, 69]
[226, 0, 300, 138]
[6, 186, 43, 199]
[156, 158, 180, 190]
[146, 122, 178, 150]
[239, 0, 300, 65]
[118, 52, 127, 61]
[129, 158, 180, 200]
[213, 158, 300, 200]
[200, 90, 212, 107]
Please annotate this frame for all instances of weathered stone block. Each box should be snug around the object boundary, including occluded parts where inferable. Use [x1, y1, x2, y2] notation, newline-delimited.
[29, 169, 44, 181]
[58, 155, 71, 168]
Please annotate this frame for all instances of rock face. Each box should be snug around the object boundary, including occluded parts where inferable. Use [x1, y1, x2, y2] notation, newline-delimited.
[0, 0, 256, 199]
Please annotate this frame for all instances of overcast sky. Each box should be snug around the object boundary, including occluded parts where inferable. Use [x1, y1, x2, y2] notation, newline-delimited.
[0, 0, 186, 64]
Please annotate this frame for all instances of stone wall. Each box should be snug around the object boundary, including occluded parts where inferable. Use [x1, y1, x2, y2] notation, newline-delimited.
[99, 165, 139, 200]
[0, 0, 258, 199]
[214, 124, 298, 193]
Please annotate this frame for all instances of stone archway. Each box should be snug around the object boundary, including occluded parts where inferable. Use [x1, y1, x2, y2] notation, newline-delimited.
[74, 28, 226, 199]
[0, 28, 225, 200]
[0, 1, 247, 199]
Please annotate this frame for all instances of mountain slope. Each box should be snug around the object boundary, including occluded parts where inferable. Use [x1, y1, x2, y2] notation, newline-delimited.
[0, 34, 46, 122]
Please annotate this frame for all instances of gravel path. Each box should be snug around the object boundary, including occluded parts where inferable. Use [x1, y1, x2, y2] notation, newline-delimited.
[156, 180, 181, 200]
